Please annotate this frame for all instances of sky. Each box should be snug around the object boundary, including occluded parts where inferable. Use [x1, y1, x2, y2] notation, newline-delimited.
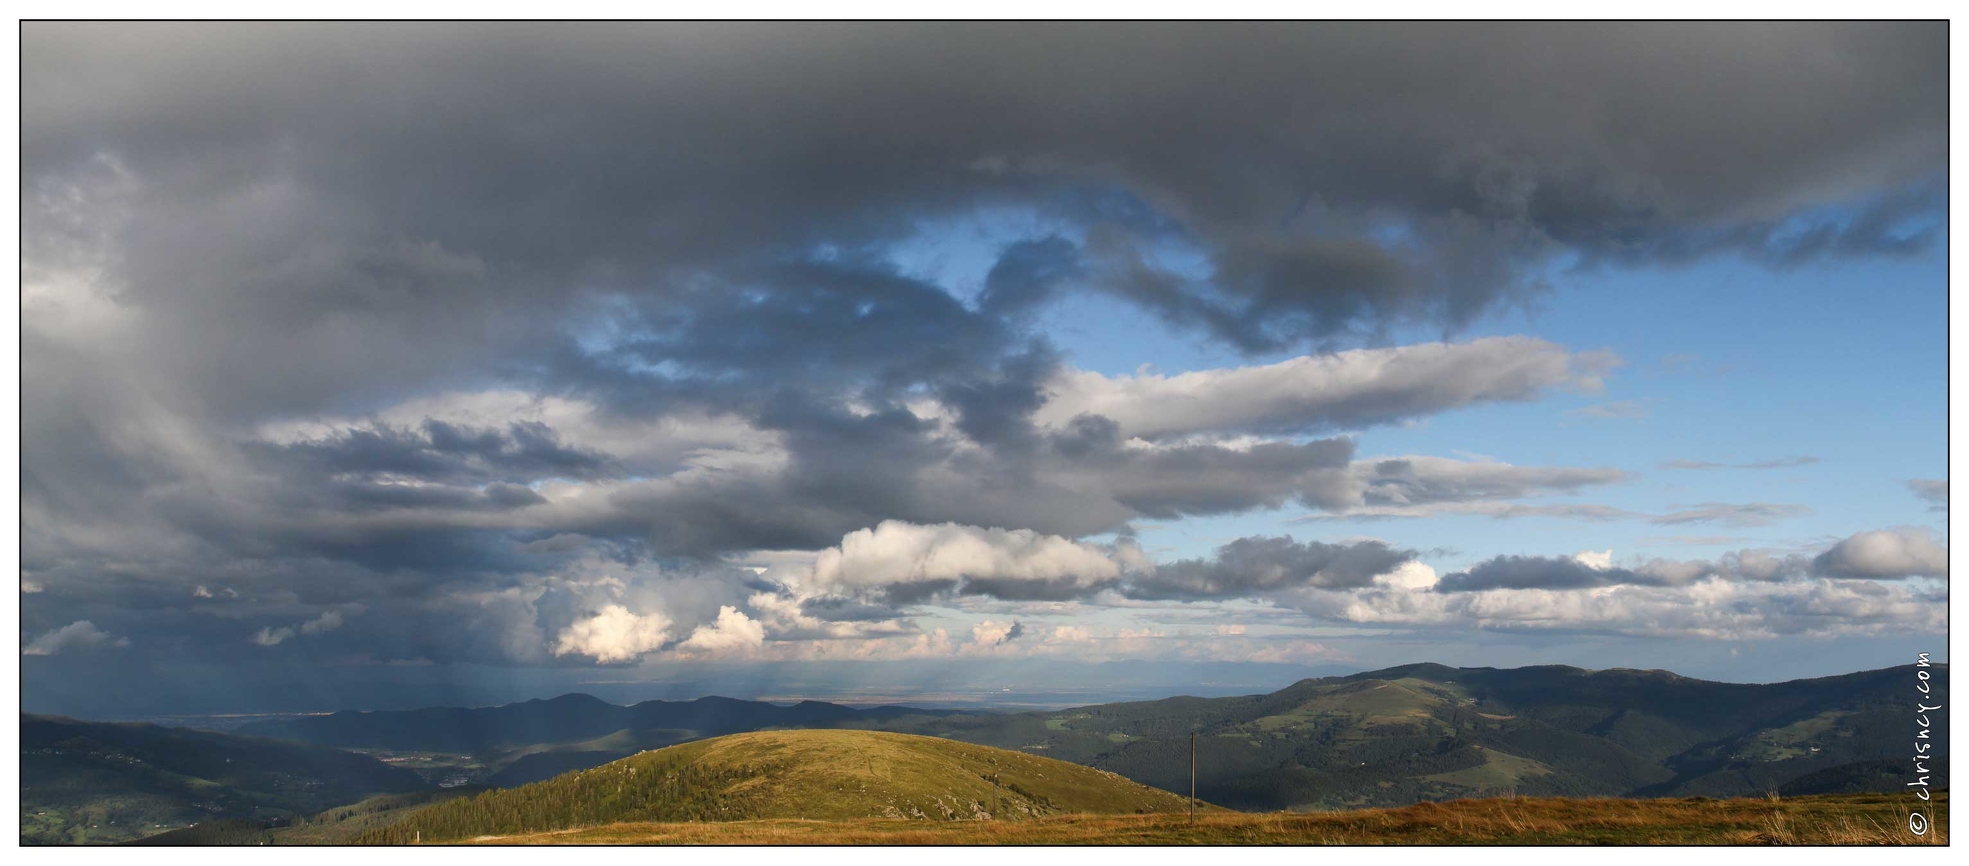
[18, 22, 1949, 717]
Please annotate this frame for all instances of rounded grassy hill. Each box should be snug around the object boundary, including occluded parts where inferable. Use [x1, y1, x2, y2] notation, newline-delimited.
[359, 729, 1203, 842]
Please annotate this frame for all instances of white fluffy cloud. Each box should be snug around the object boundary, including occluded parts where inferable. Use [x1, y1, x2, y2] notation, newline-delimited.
[743, 590, 911, 641]
[24, 620, 129, 656]
[1305, 576, 1947, 641]
[1812, 527, 1948, 578]
[299, 609, 347, 635]
[677, 605, 766, 654]
[552, 604, 673, 663]
[1033, 337, 1612, 440]
[1377, 561, 1440, 590]
[970, 619, 1025, 647]
[1051, 625, 1092, 642]
[811, 520, 1127, 598]
[252, 607, 357, 647]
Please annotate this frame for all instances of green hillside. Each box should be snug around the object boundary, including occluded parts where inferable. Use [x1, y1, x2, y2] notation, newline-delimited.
[872, 663, 1948, 810]
[21, 714, 429, 845]
[126, 791, 478, 845]
[357, 729, 1204, 842]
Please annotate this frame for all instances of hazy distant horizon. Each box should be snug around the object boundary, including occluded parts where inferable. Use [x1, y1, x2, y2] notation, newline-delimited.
[28, 647, 1945, 721]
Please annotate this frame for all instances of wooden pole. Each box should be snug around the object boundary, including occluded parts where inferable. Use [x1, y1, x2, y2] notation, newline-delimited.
[1189, 732, 1196, 823]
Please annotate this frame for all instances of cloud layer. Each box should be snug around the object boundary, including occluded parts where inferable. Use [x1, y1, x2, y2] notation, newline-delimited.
[19, 24, 1946, 688]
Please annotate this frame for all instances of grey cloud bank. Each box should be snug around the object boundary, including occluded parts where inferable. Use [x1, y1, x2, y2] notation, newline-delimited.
[1436, 527, 1949, 592]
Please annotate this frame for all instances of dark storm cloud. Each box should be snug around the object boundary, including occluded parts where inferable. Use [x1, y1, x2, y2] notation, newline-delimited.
[264, 420, 616, 486]
[1356, 458, 1628, 506]
[959, 577, 1109, 602]
[20, 23, 1945, 675]
[798, 596, 907, 623]
[617, 258, 1025, 393]
[935, 344, 1062, 450]
[591, 423, 1363, 559]
[1435, 555, 1669, 593]
[23, 23, 1945, 407]
[978, 236, 1084, 318]
[1125, 536, 1415, 600]
[1100, 439, 1361, 517]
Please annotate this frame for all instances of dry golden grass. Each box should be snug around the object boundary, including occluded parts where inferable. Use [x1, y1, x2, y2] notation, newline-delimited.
[355, 728, 1201, 844]
[445, 791, 1946, 845]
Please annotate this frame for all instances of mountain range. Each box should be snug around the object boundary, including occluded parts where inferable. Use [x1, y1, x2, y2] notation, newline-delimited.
[23, 662, 1948, 843]
[237, 694, 973, 787]
[234, 662, 1949, 810]
[880, 662, 1949, 809]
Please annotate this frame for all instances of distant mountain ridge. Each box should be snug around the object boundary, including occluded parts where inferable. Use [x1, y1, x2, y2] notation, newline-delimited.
[235, 662, 1949, 810]
[236, 693, 959, 753]
[21, 714, 428, 845]
[872, 661, 1948, 810]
